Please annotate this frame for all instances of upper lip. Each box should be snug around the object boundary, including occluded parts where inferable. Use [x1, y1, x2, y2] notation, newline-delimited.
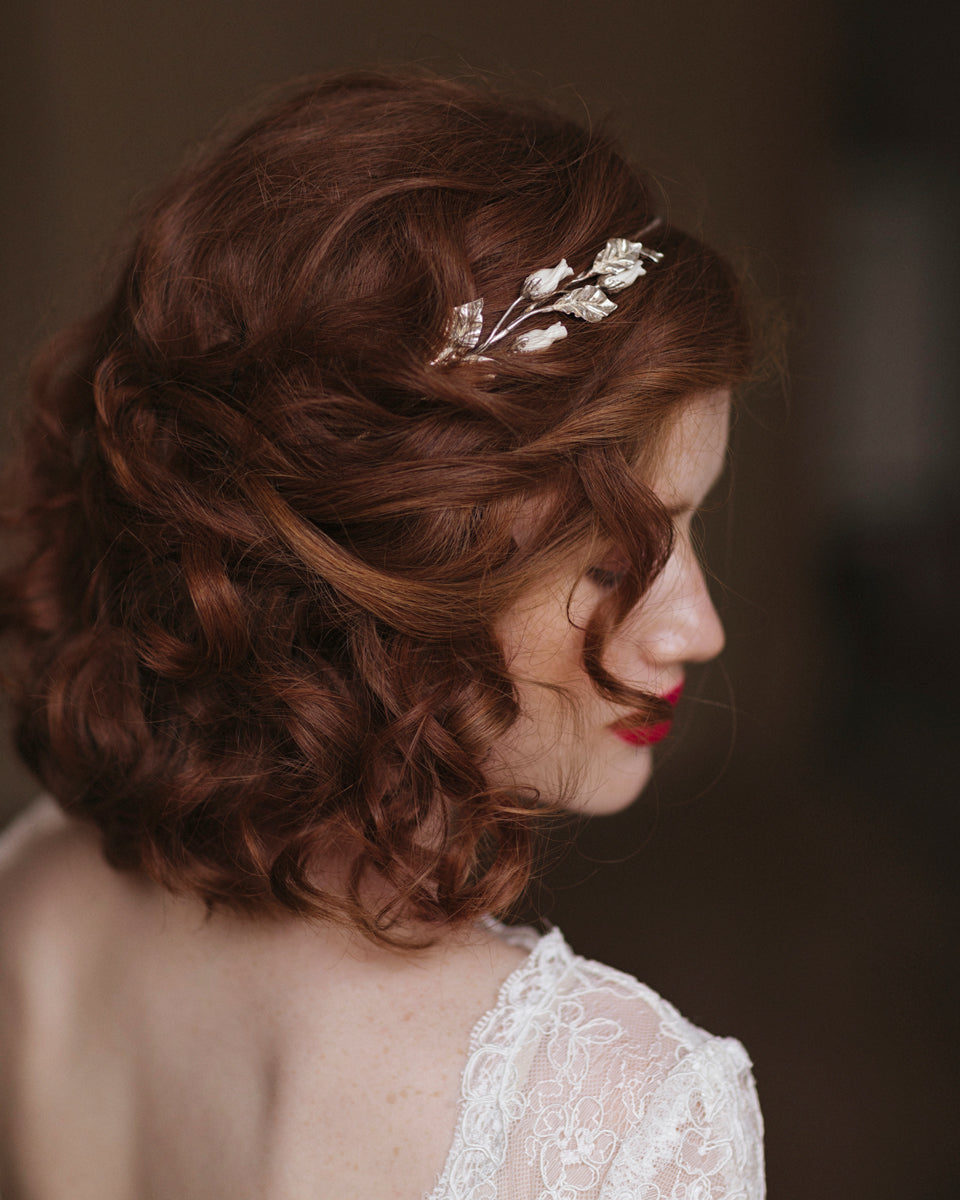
[610, 679, 684, 732]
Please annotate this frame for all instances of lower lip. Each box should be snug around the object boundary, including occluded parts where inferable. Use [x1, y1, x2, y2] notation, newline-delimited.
[612, 681, 684, 747]
[614, 719, 672, 747]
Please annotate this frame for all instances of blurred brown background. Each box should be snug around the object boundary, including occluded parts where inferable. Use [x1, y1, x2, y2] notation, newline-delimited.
[1, 2, 957, 1196]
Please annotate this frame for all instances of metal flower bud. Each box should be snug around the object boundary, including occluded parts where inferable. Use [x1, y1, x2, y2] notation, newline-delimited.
[599, 261, 647, 291]
[514, 322, 568, 353]
[522, 260, 574, 299]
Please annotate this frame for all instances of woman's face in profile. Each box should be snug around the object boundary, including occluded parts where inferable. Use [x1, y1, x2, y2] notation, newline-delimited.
[491, 391, 731, 814]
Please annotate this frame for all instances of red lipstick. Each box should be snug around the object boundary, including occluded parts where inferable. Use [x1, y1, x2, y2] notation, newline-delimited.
[612, 680, 684, 747]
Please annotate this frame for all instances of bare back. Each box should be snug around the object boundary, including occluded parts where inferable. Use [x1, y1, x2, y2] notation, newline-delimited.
[0, 800, 529, 1200]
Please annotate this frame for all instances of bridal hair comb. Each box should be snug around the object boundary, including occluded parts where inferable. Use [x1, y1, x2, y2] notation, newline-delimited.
[432, 233, 664, 365]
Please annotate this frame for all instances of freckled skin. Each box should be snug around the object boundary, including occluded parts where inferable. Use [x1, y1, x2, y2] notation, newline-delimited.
[491, 391, 730, 815]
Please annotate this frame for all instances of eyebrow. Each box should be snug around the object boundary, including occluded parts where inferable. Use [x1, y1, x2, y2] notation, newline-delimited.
[662, 486, 723, 520]
[663, 496, 710, 517]
[668, 460, 729, 518]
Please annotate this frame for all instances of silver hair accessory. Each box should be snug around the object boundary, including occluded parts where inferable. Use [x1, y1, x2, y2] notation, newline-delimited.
[432, 233, 665, 365]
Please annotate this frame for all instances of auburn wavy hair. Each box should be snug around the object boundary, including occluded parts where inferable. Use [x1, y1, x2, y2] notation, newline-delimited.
[0, 71, 750, 944]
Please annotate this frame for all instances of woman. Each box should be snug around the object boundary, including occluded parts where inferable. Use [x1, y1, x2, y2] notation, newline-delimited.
[0, 72, 764, 1198]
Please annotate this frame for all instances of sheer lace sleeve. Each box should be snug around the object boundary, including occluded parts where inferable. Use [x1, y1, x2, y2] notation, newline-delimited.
[428, 927, 765, 1200]
[599, 1037, 764, 1200]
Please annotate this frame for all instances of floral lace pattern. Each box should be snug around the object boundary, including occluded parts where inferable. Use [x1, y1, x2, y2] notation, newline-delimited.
[426, 927, 764, 1200]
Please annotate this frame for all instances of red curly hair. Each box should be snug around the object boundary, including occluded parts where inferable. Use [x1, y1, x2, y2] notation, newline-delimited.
[0, 71, 750, 944]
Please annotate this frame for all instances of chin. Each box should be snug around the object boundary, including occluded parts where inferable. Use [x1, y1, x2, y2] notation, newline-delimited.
[571, 749, 655, 815]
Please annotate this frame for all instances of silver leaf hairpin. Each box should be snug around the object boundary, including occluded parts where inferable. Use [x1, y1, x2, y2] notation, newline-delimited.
[432, 232, 665, 365]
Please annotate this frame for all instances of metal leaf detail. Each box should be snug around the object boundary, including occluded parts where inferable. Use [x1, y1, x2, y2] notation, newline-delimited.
[432, 299, 484, 364]
[551, 286, 618, 323]
[449, 299, 484, 349]
[590, 237, 645, 276]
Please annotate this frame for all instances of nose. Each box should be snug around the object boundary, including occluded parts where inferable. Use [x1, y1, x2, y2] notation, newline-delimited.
[632, 536, 726, 667]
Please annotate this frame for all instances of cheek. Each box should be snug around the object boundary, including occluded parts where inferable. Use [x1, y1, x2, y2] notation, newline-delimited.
[490, 618, 593, 775]
[498, 592, 589, 692]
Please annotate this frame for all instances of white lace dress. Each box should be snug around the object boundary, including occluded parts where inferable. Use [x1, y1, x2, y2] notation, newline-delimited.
[427, 924, 765, 1200]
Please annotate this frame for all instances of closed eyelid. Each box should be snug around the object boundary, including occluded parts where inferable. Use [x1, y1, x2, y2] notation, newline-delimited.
[584, 494, 714, 590]
[585, 562, 629, 589]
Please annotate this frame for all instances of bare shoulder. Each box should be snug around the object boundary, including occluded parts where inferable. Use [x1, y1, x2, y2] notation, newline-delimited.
[0, 799, 141, 1189]
[0, 794, 97, 882]
[0, 797, 129, 1076]
[0, 796, 123, 955]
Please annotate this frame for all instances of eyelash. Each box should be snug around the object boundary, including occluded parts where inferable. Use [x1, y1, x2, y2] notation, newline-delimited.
[585, 511, 699, 592]
[585, 565, 628, 591]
